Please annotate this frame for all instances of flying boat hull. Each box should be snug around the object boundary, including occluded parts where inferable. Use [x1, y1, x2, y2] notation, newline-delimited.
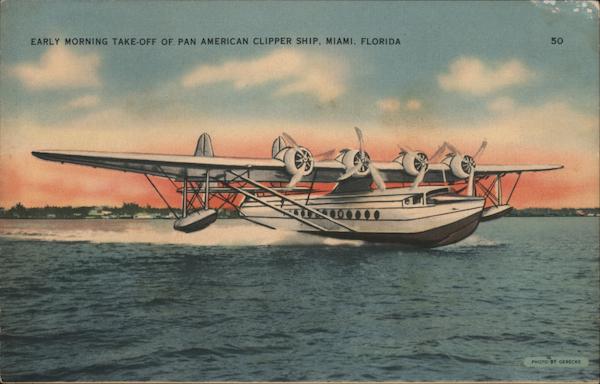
[239, 188, 485, 247]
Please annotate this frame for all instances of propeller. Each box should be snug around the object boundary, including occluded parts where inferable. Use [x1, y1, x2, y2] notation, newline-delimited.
[281, 132, 314, 189]
[473, 139, 487, 160]
[282, 132, 299, 148]
[443, 140, 487, 160]
[429, 142, 450, 162]
[288, 172, 305, 189]
[338, 127, 368, 180]
[467, 141, 486, 196]
[337, 127, 385, 191]
[410, 152, 429, 190]
[441, 140, 487, 196]
[370, 162, 386, 191]
[355, 126, 364, 153]
[314, 148, 337, 160]
[466, 167, 475, 196]
[395, 144, 430, 190]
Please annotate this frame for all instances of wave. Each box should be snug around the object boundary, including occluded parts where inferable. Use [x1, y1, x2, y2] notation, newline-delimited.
[438, 234, 504, 251]
[0, 219, 363, 247]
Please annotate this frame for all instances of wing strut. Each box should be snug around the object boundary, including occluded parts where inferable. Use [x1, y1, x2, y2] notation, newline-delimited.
[145, 174, 180, 219]
[476, 177, 501, 207]
[226, 171, 355, 232]
[506, 172, 522, 204]
[209, 188, 277, 230]
[226, 184, 329, 232]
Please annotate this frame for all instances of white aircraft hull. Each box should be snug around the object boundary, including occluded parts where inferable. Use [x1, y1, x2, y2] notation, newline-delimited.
[240, 188, 485, 247]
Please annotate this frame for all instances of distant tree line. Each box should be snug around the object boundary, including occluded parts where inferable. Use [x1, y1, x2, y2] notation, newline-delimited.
[0, 202, 167, 219]
[0, 202, 240, 219]
[508, 207, 599, 217]
[0, 203, 596, 219]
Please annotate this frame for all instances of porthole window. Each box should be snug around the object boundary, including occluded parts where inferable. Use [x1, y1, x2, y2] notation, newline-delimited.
[365, 210, 371, 219]
[301, 210, 305, 217]
[294, 209, 298, 216]
[307, 211, 312, 218]
[355, 210, 361, 220]
[346, 210, 352, 219]
[337, 210, 344, 219]
[374, 210, 380, 220]
[330, 209, 336, 218]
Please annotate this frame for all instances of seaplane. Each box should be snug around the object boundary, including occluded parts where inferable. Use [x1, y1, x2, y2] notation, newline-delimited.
[32, 128, 562, 247]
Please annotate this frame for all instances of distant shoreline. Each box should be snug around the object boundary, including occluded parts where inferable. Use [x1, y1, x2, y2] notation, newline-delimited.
[0, 203, 598, 219]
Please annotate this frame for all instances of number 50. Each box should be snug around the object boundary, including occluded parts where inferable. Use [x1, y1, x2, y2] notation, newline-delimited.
[551, 37, 564, 45]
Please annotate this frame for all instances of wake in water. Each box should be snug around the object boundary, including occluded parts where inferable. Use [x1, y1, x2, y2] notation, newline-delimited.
[0, 219, 504, 249]
[0, 219, 363, 247]
[437, 234, 504, 252]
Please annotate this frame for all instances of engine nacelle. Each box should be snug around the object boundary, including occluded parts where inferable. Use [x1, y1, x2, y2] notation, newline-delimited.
[445, 154, 475, 179]
[275, 146, 314, 177]
[336, 149, 371, 177]
[394, 151, 428, 176]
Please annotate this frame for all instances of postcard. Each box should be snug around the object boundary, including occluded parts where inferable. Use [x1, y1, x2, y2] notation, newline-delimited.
[0, 0, 598, 382]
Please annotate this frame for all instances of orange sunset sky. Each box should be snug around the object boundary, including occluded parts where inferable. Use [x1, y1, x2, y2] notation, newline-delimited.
[1, 1, 598, 209]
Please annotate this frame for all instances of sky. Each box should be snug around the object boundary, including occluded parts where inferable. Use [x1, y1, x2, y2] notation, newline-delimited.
[0, 0, 598, 208]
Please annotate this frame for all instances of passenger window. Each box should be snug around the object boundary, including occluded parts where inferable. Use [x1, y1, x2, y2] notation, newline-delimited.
[294, 209, 298, 216]
[355, 210, 361, 220]
[374, 210, 380, 220]
[337, 210, 344, 219]
[365, 210, 371, 219]
[330, 210, 335, 218]
[346, 210, 352, 219]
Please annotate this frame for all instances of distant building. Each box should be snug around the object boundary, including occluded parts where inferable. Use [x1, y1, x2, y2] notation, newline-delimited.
[134, 212, 157, 219]
[87, 207, 113, 218]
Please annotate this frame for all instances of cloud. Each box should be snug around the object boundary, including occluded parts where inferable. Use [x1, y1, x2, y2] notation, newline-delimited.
[487, 96, 515, 112]
[65, 94, 100, 109]
[376, 98, 401, 112]
[181, 49, 346, 102]
[11, 46, 101, 90]
[531, 0, 599, 18]
[376, 98, 422, 112]
[438, 57, 534, 95]
[476, 101, 597, 153]
[405, 99, 422, 110]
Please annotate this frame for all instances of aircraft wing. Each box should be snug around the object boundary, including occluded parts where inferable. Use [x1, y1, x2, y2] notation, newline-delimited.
[472, 164, 564, 174]
[32, 149, 563, 184]
[31, 150, 350, 182]
[371, 162, 563, 183]
[32, 150, 290, 179]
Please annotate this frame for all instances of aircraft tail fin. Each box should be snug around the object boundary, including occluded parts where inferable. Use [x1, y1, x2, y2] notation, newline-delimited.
[271, 136, 288, 158]
[194, 133, 214, 157]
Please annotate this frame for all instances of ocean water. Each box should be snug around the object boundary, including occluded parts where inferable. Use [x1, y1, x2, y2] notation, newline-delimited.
[0, 218, 598, 381]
